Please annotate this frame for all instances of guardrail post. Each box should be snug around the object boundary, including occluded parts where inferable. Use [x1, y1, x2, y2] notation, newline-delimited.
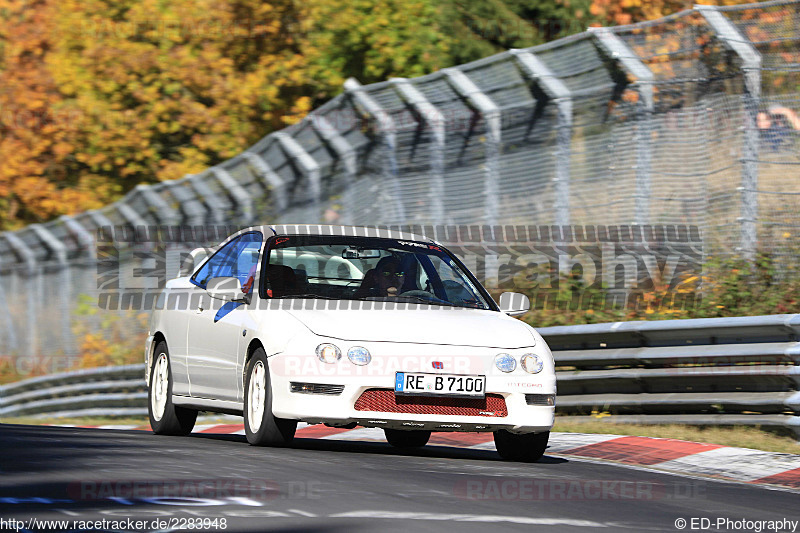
[242, 151, 289, 215]
[391, 78, 446, 225]
[697, 4, 761, 261]
[29, 224, 72, 355]
[590, 29, 655, 226]
[344, 78, 406, 223]
[442, 68, 501, 227]
[274, 132, 323, 221]
[308, 115, 358, 224]
[211, 167, 254, 225]
[511, 50, 573, 227]
[2, 232, 38, 356]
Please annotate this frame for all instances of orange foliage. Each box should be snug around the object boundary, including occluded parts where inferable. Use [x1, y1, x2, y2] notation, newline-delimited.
[0, 0, 448, 230]
[589, 0, 758, 27]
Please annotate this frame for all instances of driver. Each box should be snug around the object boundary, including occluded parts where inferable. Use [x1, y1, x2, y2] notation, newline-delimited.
[355, 256, 406, 298]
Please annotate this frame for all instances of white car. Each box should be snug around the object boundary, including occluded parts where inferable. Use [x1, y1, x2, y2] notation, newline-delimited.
[145, 225, 556, 461]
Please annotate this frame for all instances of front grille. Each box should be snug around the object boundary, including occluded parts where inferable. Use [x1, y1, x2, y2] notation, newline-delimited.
[290, 382, 344, 395]
[525, 394, 556, 406]
[354, 388, 507, 417]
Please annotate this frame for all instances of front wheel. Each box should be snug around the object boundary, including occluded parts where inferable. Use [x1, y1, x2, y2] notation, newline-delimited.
[244, 348, 297, 446]
[384, 428, 431, 448]
[494, 430, 549, 462]
[148, 342, 197, 435]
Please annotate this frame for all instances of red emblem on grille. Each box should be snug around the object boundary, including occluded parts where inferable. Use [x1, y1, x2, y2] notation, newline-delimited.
[432, 361, 444, 370]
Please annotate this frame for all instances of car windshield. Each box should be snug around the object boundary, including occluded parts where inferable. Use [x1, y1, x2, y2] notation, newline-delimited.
[263, 236, 492, 310]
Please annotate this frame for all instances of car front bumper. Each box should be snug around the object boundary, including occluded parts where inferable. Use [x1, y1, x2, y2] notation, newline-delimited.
[269, 360, 555, 434]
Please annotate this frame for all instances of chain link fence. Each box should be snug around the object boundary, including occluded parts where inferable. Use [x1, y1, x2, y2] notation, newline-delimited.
[1, 0, 799, 359]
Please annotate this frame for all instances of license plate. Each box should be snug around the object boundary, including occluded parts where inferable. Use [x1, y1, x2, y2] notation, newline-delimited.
[394, 372, 486, 399]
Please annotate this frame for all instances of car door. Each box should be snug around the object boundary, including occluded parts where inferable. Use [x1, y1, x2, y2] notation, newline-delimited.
[161, 276, 199, 397]
[186, 232, 263, 401]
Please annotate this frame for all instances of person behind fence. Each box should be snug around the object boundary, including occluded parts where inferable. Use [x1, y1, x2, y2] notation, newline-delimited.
[758, 105, 800, 151]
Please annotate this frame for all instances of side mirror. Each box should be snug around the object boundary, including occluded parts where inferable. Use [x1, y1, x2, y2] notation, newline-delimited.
[206, 277, 246, 303]
[180, 247, 210, 277]
[498, 292, 530, 317]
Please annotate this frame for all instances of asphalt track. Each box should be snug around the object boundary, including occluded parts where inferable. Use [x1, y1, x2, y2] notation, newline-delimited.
[1, 424, 799, 532]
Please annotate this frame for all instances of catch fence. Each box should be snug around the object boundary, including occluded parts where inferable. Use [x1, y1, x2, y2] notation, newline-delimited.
[1, 1, 799, 357]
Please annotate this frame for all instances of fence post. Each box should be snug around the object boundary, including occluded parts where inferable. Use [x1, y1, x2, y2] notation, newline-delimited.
[391, 78, 446, 225]
[590, 28, 655, 226]
[443, 68, 501, 227]
[308, 115, 357, 224]
[697, 4, 761, 261]
[242, 151, 289, 215]
[165, 180, 207, 227]
[187, 175, 226, 225]
[87, 210, 115, 243]
[0, 254, 19, 354]
[3, 232, 38, 356]
[211, 166, 254, 225]
[274, 132, 322, 221]
[115, 202, 152, 252]
[344, 78, 406, 223]
[29, 224, 71, 355]
[511, 50, 573, 227]
[135, 184, 180, 226]
[61, 215, 98, 356]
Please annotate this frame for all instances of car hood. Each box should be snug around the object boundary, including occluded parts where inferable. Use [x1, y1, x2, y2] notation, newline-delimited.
[285, 307, 534, 349]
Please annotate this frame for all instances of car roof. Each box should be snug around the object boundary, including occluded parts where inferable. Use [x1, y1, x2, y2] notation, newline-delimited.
[237, 224, 434, 243]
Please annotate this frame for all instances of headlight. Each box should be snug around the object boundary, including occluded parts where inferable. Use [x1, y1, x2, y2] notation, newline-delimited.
[520, 353, 543, 374]
[494, 353, 516, 373]
[347, 346, 371, 366]
[316, 343, 341, 364]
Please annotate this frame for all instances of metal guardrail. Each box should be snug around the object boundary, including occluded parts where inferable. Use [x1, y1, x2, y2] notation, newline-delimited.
[540, 314, 800, 438]
[0, 364, 146, 418]
[1, 315, 798, 438]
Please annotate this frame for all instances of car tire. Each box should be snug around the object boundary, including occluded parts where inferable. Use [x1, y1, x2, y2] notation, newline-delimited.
[493, 430, 549, 462]
[148, 341, 197, 436]
[244, 348, 297, 446]
[384, 428, 431, 448]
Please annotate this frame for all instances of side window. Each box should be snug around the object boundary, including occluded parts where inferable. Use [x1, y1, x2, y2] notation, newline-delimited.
[192, 232, 263, 290]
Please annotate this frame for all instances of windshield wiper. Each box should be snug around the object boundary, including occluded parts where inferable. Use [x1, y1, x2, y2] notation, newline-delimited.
[394, 294, 456, 307]
[272, 293, 341, 300]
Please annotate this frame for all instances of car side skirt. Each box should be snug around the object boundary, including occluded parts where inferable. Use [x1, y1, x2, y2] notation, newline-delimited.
[172, 394, 243, 416]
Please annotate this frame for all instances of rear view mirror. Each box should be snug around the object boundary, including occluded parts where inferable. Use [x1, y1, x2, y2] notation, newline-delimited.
[206, 277, 246, 303]
[343, 248, 381, 259]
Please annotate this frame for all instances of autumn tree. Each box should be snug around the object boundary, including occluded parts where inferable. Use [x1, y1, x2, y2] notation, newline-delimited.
[0, 0, 452, 230]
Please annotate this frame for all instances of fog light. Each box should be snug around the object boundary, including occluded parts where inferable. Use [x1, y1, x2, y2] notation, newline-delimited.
[316, 343, 341, 364]
[521, 353, 543, 374]
[494, 353, 516, 373]
[347, 346, 371, 366]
